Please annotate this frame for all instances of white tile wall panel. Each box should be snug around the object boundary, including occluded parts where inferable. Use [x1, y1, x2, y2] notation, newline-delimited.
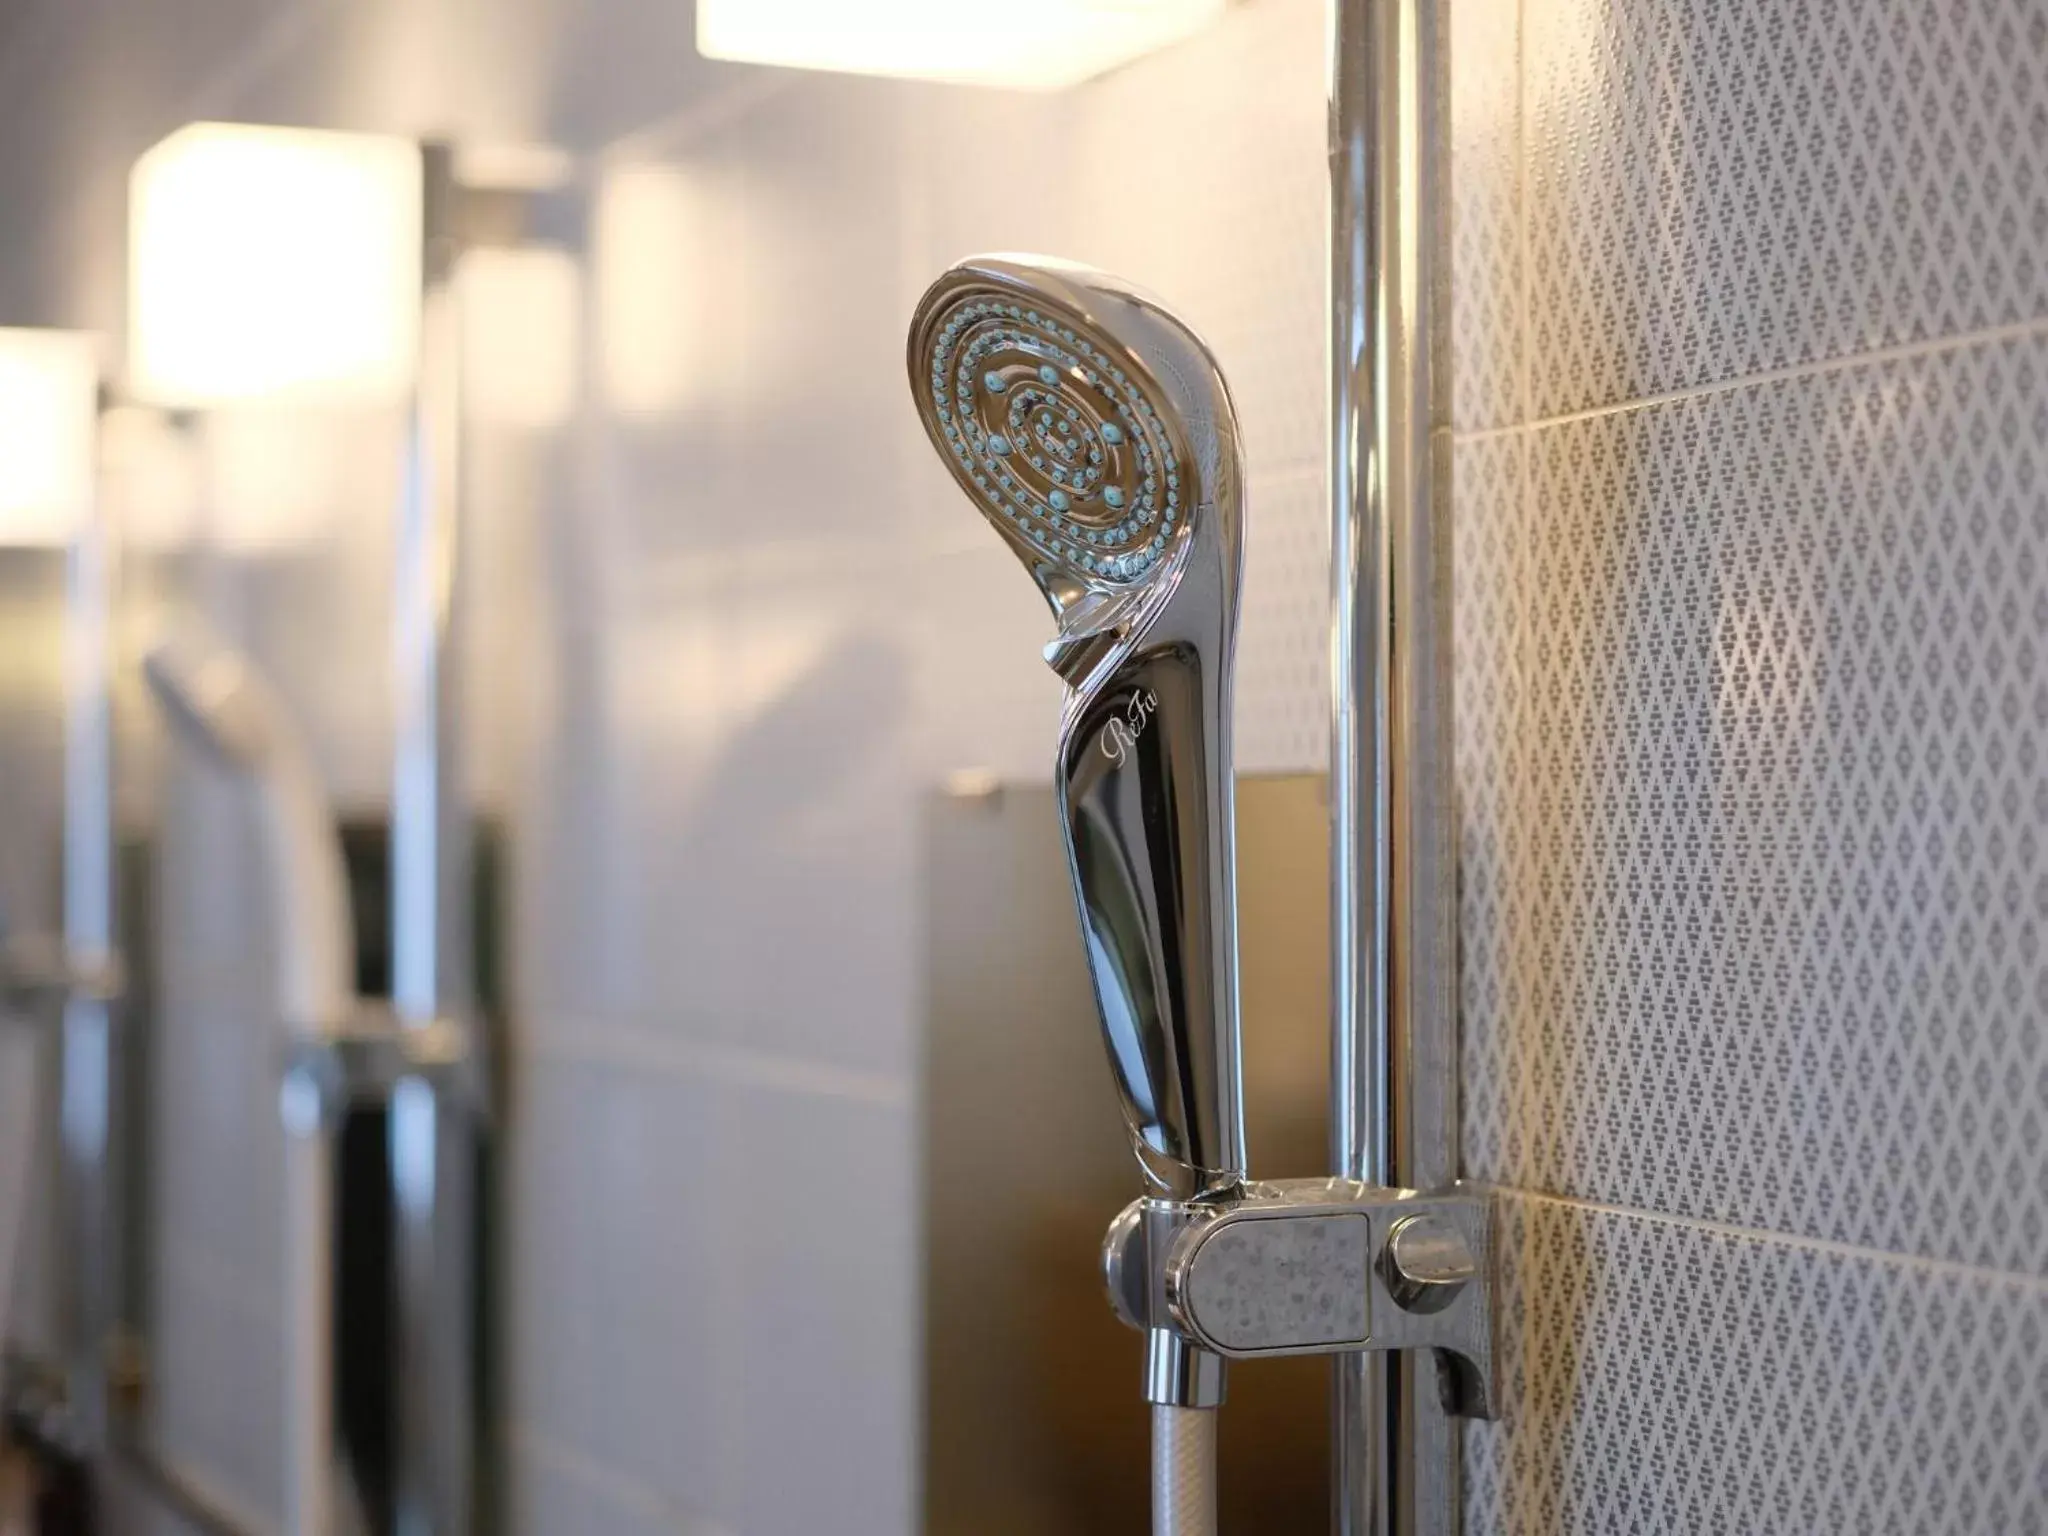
[1523, 0, 2048, 418]
[1236, 465, 1332, 774]
[904, 541, 1068, 784]
[511, 1429, 733, 1536]
[149, 1253, 288, 1530]
[1071, 0, 1329, 481]
[608, 79, 926, 566]
[898, 82, 1078, 311]
[0, 1, 67, 136]
[724, 1076, 915, 1536]
[151, 767, 290, 1284]
[1466, 1190, 2048, 1535]
[509, 1056, 736, 1531]
[1458, 332, 2048, 1275]
[553, 564, 926, 1075]
[511, 1050, 912, 1536]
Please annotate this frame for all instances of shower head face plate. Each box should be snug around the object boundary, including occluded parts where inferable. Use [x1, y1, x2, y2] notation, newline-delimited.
[909, 263, 1201, 615]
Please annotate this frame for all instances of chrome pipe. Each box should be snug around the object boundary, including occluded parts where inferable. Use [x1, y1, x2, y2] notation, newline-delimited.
[58, 495, 116, 1466]
[1329, 3, 1456, 1535]
[390, 140, 479, 1536]
[59, 486, 116, 1453]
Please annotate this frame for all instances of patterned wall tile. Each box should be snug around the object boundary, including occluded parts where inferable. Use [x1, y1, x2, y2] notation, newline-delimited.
[1457, 332, 2048, 1275]
[1524, 0, 2048, 417]
[1237, 465, 1332, 774]
[1442, 0, 1523, 432]
[1466, 1190, 2048, 1535]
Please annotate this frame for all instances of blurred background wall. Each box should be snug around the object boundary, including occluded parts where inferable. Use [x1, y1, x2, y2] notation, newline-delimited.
[0, 1, 1335, 1531]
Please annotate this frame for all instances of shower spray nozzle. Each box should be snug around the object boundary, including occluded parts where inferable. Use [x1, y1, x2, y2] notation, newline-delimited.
[908, 255, 1247, 1206]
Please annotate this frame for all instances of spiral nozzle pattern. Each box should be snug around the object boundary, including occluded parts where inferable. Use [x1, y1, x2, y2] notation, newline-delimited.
[918, 290, 1190, 586]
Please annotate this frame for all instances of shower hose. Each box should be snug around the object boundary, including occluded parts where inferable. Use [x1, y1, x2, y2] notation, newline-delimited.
[1152, 1404, 1219, 1536]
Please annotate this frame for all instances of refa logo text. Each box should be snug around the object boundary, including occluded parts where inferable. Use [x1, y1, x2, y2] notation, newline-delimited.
[1100, 687, 1160, 768]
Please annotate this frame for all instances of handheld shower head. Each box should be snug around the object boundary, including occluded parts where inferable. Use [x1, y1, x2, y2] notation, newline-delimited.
[143, 633, 354, 1040]
[909, 256, 1246, 1204]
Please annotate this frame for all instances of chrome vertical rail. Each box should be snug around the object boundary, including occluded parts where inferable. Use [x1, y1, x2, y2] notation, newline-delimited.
[1329, 3, 1456, 1535]
[391, 140, 478, 1536]
[60, 485, 116, 1453]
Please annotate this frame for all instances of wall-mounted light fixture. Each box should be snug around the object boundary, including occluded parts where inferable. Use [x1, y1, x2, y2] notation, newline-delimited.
[128, 124, 422, 408]
[696, 0, 1229, 90]
[0, 329, 99, 547]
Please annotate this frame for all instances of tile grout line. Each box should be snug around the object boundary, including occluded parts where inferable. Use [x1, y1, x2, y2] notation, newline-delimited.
[173, 0, 337, 125]
[601, 70, 801, 166]
[1478, 1183, 2048, 1296]
[517, 1016, 912, 1107]
[1454, 312, 2048, 445]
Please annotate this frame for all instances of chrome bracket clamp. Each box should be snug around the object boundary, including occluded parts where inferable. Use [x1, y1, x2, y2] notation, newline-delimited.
[1102, 1178, 1495, 1418]
[0, 935, 125, 1014]
[279, 1003, 479, 1134]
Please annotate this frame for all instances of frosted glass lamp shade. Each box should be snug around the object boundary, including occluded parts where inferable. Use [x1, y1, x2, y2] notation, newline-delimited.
[128, 123, 422, 407]
[696, 0, 1229, 90]
[0, 329, 98, 547]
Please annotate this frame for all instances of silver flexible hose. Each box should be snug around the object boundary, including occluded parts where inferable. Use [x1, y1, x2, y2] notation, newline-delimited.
[1152, 1404, 1219, 1536]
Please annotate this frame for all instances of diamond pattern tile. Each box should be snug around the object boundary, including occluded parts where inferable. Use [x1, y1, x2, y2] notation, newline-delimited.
[1465, 1191, 2048, 1535]
[1524, 0, 2048, 417]
[1441, 0, 1522, 432]
[1237, 466, 1331, 774]
[1456, 333, 2048, 1275]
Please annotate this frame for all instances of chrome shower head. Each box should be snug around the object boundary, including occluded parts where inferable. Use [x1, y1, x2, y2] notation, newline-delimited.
[909, 255, 1247, 1203]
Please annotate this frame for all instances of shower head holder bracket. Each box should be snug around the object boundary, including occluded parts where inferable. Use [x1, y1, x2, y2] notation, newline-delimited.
[279, 1002, 482, 1134]
[0, 934, 124, 1014]
[1101, 1179, 1495, 1419]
